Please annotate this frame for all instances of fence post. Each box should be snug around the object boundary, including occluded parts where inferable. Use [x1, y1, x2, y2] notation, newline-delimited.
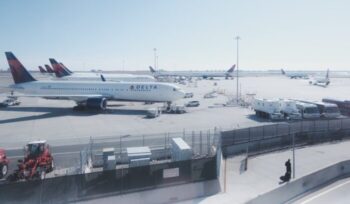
[207, 130, 211, 155]
[200, 131, 203, 155]
[192, 131, 195, 151]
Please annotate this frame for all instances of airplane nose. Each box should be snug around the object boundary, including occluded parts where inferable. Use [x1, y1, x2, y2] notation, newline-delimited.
[178, 90, 186, 99]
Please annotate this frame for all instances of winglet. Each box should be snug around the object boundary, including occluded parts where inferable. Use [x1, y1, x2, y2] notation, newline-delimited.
[5, 52, 36, 84]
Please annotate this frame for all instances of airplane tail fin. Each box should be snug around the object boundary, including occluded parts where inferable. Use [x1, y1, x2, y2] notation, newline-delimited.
[5, 52, 36, 84]
[45, 64, 54, 73]
[326, 69, 330, 80]
[281, 69, 286, 75]
[149, 66, 156, 73]
[227, 64, 236, 73]
[49, 58, 70, 78]
[100, 74, 106, 82]
[59, 63, 73, 74]
[39, 66, 47, 73]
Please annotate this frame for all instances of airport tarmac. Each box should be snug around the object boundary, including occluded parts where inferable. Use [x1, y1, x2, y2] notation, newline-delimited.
[1, 72, 350, 149]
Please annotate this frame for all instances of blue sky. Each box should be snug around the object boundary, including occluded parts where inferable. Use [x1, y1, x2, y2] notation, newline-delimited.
[0, 0, 349, 71]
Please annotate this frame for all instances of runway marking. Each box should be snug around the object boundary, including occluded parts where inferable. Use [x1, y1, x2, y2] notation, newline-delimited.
[299, 179, 350, 204]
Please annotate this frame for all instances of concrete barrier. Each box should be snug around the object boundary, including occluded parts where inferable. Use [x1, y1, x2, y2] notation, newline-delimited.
[247, 160, 350, 204]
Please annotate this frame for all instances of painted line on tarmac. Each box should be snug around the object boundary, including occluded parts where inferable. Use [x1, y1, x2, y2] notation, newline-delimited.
[300, 179, 350, 204]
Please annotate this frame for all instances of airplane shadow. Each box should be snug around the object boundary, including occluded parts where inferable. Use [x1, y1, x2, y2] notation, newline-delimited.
[0, 106, 147, 124]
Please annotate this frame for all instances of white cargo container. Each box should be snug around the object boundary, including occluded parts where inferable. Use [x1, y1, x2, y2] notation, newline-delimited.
[252, 98, 284, 120]
[126, 147, 152, 164]
[171, 138, 192, 161]
[278, 99, 302, 120]
[295, 102, 321, 119]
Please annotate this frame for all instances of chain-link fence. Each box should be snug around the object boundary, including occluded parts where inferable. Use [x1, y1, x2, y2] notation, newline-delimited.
[79, 128, 221, 170]
[221, 118, 350, 157]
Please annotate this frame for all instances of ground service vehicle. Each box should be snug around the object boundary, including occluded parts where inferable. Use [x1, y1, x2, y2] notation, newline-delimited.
[252, 99, 284, 120]
[298, 100, 340, 118]
[295, 102, 321, 119]
[322, 98, 350, 116]
[185, 101, 200, 107]
[279, 99, 302, 120]
[7, 141, 54, 181]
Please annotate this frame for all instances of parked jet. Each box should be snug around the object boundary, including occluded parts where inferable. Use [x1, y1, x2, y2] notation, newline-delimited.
[149, 65, 235, 79]
[281, 69, 309, 79]
[5, 52, 185, 110]
[49, 59, 155, 82]
[38, 66, 47, 74]
[45, 64, 55, 74]
[309, 69, 330, 87]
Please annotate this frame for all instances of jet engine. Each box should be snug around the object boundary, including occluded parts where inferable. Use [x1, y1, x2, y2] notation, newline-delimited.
[86, 98, 107, 110]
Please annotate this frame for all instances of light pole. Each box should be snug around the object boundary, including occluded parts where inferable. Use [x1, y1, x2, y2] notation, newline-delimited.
[153, 48, 157, 69]
[235, 36, 241, 103]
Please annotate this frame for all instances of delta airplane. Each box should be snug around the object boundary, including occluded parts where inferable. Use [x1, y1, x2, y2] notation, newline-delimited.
[309, 69, 330, 87]
[45, 64, 55, 74]
[5, 52, 185, 110]
[149, 65, 235, 79]
[38, 66, 47, 73]
[49, 59, 156, 82]
[281, 69, 309, 79]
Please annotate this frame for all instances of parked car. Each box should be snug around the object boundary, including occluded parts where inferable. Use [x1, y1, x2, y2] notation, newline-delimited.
[184, 92, 194, 98]
[0, 149, 9, 178]
[186, 101, 200, 107]
[146, 108, 161, 118]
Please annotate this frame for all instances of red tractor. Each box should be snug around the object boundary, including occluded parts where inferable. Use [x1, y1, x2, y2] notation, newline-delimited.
[8, 140, 54, 181]
[0, 149, 9, 179]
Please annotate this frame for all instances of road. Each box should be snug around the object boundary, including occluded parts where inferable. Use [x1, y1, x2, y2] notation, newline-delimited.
[292, 177, 350, 204]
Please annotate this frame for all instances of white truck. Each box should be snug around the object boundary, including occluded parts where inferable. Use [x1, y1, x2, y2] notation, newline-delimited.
[252, 98, 284, 120]
[295, 102, 321, 119]
[278, 99, 302, 120]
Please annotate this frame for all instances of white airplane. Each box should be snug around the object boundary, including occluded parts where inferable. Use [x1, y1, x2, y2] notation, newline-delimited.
[309, 69, 330, 87]
[281, 69, 309, 79]
[49, 59, 155, 82]
[149, 65, 235, 79]
[5, 52, 185, 110]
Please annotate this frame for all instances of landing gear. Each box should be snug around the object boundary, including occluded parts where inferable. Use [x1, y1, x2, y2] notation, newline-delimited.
[73, 104, 86, 111]
[166, 102, 172, 111]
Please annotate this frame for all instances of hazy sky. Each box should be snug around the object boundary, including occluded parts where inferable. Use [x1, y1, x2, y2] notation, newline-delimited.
[0, 0, 349, 71]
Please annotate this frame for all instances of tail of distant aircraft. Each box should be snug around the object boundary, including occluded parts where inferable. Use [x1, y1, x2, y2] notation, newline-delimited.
[49, 58, 70, 78]
[227, 64, 236, 73]
[149, 66, 156, 73]
[100, 74, 106, 82]
[281, 69, 286, 75]
[59, 63, 73, 74]
[325, 69, 330, 85]
[45, 64, 54, 73]
[5, 52, 37, 84]
[38, 66, 47, 73]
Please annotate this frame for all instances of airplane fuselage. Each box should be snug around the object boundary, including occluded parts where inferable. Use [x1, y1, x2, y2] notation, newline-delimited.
[10, 81, 184, 103]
